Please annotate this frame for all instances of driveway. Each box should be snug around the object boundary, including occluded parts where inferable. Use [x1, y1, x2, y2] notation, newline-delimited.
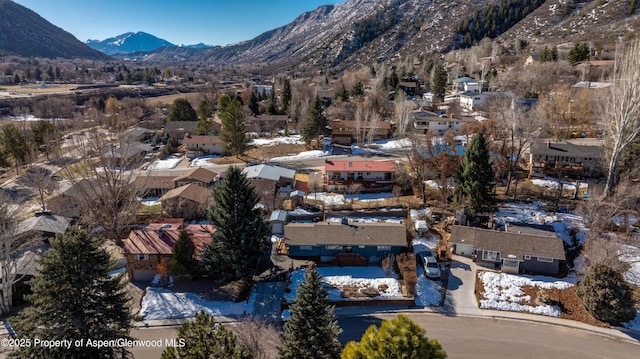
[444, 255, 482, 316]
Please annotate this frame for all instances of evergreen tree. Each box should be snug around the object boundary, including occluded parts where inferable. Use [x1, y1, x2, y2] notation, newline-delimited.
[301, 96, 329, 145]
[279, 266, 342, 359]
[196, 100, 213, 135]
[201, 166, 270, 284]
[266, 90, 279, 115]
[281, 78, 292, 115]
[167, 98, 198, 122]
[219, 97, 248, 155]
[31, 119, 60, 160]
[162, 311, 253, 359]
[431, 65, 448, 104]
[567, 42, 590, 65]
[454, 132, 495, 213]
[335, 84, 350, 102]
[0, 124, 31, 175]
[576, 264, 636, 326]
[351, 80, 364, 97]
[11, 228, 132, 359]
[249, 90, 260, 116]
[168, 230, 197, 279]
[341, 314, 447, 359]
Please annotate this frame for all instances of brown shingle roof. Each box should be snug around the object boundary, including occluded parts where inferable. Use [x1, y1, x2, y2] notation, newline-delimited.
[159, 184, 211, 204]
[173, 168, 218, 184]
[284, 222, 407, 246]
[133, 175, 176, 190]
[122, 223, 215, 255]
[182, 135, 223, 145]
[451, 225, 565, 260]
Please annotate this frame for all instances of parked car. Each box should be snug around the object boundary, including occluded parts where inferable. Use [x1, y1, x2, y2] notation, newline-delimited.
[423, 256, 441, 279]
[418, 249, 435, 261]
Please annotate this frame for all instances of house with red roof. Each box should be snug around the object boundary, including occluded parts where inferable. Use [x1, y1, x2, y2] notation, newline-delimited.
[323, 160, 397, 192]
[122, 218, 214, 281]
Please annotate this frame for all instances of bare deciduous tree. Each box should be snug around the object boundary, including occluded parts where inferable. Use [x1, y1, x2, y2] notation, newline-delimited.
[600, 39, 640, 196]
[393, 90, 416, 138]
[0, 195, 37, 314]
[232, 317, 280, 359]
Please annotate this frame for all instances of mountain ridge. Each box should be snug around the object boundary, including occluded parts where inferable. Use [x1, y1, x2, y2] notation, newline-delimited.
[86, 31, 175, 55]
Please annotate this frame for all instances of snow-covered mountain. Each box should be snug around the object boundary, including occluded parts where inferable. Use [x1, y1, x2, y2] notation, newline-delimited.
[86, 32, 174, 55]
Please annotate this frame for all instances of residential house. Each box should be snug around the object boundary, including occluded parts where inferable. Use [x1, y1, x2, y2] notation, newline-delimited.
[133, 175, 175, 198]
[529, 140, 604, 179]
[451, 77, 479, 92]
[398, 81, 419, 97]
[182, 134, 224, 158]
[122, 218, 214, 281]
[245, 115, 290, 134]
[329, 119, 392, 145]
[159, 184, 212, 219]
[46, 179, 96, 219]
[164, 121, 198, 142]
[172, 167, 218, 188]
[101, 142, 152, 168]
[242, 164, 296, 208]
[411, 109, 475, 135]
[16, 212, 71, 239]
[323, 160, 396, 192]
[134, 168, 219, 199]
[282, 221, 407, 263]
[450, 224, 566, 275]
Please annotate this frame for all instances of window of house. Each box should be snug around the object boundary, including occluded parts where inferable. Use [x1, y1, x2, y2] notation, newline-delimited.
[358, 245, 366, 249]
[524, 255, 531, 260]
[135, 254, 149, 261]
[366, 172, 371, 176]
[537, 256, 553, 263]
[503, 259, 519, 268]
[482, 250, 500, 261]
[326, 245, 343, 250]
[377, 245, 391, 251]
[299, 246, 313, 251]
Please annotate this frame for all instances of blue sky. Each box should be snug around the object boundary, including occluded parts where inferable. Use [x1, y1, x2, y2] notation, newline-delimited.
[14, 0, 345, 46]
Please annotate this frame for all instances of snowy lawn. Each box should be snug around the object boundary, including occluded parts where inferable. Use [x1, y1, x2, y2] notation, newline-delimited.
[352, 138, 412, 155]
[305, 192, 395, 206]
[248, 135, 304, 146]
[530, 178, 589, 191]
[285, 267, 403, 302]
[189, 155, 219, 167]
[477, 271, 577, 317]
[140, 287, 255, 320]
[270, 150, 329, 162]
[141, 197, 160, 206]
[147, 155, 182, 170]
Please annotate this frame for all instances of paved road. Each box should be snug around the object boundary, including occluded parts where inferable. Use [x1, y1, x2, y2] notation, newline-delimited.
[125, 312, 640, 359]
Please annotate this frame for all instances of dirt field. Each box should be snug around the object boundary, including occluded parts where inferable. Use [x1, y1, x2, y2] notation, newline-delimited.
[145, 92, 202, 106]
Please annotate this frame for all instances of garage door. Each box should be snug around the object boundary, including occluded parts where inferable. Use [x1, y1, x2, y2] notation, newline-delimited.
[132, 270, 155, 282]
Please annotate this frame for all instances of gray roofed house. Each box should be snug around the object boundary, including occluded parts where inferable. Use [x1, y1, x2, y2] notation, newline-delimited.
[451, 224, 566, 275]
[283, 221, 407, 263]
[242, 164, 296, 187]
[16, 213, 71, 237]
[529, 140, 604, 178]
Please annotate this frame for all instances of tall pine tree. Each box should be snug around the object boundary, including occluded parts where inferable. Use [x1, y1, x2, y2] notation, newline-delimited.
[219, 96, 248, 156]
[168, 230, 197, 279]
[162, 311, 253, 359]
[454, 132, 496, 214]
[201, 166, 270, 284]
[11, 228, 132, 359]
[279, 266, 342, 359]
[301, 96, 329, 145]
[281, 78, 292, 115]
[249, 90, 260, 116]
[431, 65, 448, 104]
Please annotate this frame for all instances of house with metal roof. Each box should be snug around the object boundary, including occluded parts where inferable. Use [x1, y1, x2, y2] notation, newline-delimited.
[122, 219, 214, 281]
[242, 164, 296, 187]
[324, 160, 397, 192]
[282, 221, 407, 264]
[451, 224, 566, 275]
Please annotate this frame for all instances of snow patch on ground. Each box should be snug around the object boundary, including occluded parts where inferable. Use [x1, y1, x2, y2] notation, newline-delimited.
[620, 245, 640, 286]
[326, 216, 404, 224]
[305, 192, 395, 206]
[147, 155, 182, 170]
[270, 150, 329, 162]
[414, 276, 443, 306]
[248, 135, 304, 146]
[351, 138, 412, 155]
[478, 272, 577, 317]
[189, 155, 219, 167]
[285, 267, 403, 302]
[141, 287, 255, 320]
[530, 178, 588, 191]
